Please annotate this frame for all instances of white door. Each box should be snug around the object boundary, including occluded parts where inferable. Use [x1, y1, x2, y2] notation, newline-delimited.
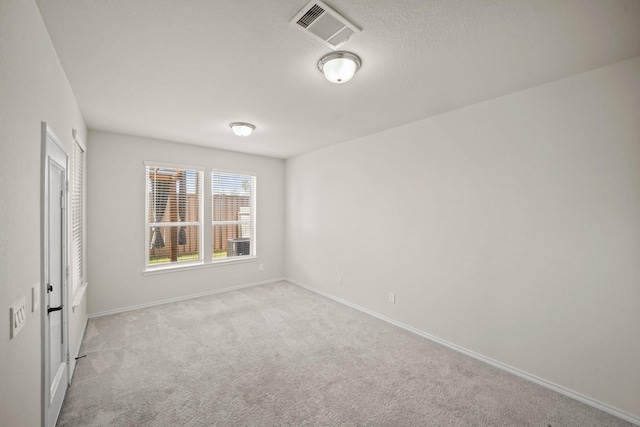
[43, 125, 69, 427]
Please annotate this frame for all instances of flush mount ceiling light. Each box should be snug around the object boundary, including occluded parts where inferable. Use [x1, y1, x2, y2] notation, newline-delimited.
[229, 122, 255, 137]
[317, 51, 361, 84]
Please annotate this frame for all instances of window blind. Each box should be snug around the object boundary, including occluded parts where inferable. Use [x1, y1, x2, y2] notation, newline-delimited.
[212, 172, 256, 260]
[71, 141, 85, 293]
[145, 165, 203, 266]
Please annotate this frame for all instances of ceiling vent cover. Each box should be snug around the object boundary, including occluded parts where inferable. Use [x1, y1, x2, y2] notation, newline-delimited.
[290, 1, 361, 49]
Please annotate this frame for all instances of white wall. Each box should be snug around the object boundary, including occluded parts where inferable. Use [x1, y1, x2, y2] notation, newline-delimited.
[285, 56, 640, 419]
[86, 131, 285, 314]
[2, 1, 636, 423]
[0, 1, 88, 425]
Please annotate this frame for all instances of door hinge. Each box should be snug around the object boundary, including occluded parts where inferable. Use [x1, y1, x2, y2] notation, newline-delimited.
[60, 191, 64, 208]
[66, 265, 69, 278]
[66, 180, 69, 192]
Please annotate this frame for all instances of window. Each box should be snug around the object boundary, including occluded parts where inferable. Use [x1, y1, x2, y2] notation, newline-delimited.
[144, 164, 256, 272]
[71, 137, 85, 294]
[145, 164, 204, 268]
[212, 172, 256, 261]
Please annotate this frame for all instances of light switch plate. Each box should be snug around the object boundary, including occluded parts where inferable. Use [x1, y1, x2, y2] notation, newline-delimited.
[10, 298, 27, 339]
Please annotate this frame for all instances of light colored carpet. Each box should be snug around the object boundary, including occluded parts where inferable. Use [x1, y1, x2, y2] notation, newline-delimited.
[57, 281, 631, 426]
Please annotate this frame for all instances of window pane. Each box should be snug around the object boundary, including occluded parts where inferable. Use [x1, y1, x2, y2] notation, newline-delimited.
[212, 172, 255, 260]
[149, 225, 200, 265]
[146, 165, 203, 269]
[212, 173, 253, 221]
[147, 168, 200, 224]
[213, 224, 251, 259]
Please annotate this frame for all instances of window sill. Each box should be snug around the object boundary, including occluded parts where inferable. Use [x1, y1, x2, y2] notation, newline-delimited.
[72, 283, 88, 312]
[143, 256, 258, 276]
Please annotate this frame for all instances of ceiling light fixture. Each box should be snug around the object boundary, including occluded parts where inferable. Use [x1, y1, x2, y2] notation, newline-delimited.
[317, 51, 361, 84]
[229, 122, 255, 137]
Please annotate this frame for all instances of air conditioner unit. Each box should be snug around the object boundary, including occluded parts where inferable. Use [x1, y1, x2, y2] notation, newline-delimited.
[227, 238, 250, 257]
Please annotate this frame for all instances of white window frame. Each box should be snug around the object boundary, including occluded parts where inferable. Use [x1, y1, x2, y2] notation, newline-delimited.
[71, 129, 87, 309]
[144, 161, 205, 272]
[143, 164, 258, 274]
[211, 169, 257, 263]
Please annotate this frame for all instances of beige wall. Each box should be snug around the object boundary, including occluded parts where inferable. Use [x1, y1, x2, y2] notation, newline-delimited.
[285, 57, 640, 418]
[0, 0, 88, 425]
[86, 131, 285, 314]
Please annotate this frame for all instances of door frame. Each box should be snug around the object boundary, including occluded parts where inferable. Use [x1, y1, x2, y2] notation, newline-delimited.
[41, 122, 70, 427]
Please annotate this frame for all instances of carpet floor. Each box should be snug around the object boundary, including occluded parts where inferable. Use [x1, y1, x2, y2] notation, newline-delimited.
[57, 281, 632, 426]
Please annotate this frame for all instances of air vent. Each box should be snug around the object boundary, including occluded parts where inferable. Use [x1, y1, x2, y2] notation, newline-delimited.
[297, 4, 325, 28]
[290, 1, 361, 49]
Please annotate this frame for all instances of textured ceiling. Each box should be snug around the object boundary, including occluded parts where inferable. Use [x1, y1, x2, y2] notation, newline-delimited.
[36, 0, 640, 159]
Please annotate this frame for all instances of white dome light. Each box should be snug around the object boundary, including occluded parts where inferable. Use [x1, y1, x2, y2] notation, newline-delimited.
[318, 51, 362, 84]
[229, 122, 255, 137]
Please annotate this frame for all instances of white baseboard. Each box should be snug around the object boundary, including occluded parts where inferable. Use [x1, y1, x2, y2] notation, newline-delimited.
[88, 277, 285, 318]
[286, 278, 640, 426]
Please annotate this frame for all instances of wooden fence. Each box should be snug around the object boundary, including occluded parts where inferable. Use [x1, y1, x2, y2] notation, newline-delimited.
[148, 194, 250, 260]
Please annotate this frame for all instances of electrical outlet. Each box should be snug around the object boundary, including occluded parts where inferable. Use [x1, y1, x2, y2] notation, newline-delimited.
[388, 292, 395, 304]
[338, 277, 343, 286]
[10, 298, 27, 339]
[259, 263, 264, 271]
[32, 285, 40, 312]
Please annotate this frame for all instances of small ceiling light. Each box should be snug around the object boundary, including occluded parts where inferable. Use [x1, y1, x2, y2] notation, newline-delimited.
[318, 51, 361, 84]
[229, 122, 255, 137]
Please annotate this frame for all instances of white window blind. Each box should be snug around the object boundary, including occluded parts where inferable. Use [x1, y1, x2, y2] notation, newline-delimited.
[145, 165, 203, 267]
[212, 172, 256, 260]
[71, 140, 85, 293]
